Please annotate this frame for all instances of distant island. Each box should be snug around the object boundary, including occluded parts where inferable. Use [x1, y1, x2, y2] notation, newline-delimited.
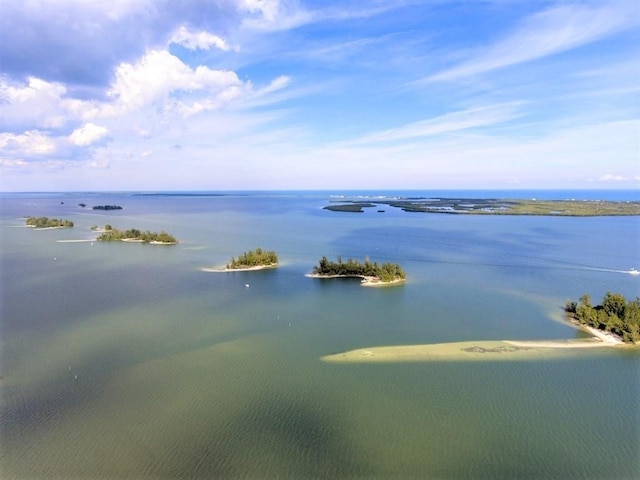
[226, 248, 278, 270]
[309, 256, 406, 286]
[25, 216, 74, 228]
[92, 205, 123, 211]
[324, 197, 640, 216]
[565, 292, 640, 344]
[96, 225, 177, 244]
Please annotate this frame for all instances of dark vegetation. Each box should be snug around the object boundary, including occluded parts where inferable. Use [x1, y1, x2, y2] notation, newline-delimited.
[92, 205, 123, 210]
[25, 216, 74, 228]
[97, 226, 177, 243]
[324, 203, 377, 213]
[313, 256, 406, 283]
[565, 292, 640, 343]
[227, 248, 278, 269]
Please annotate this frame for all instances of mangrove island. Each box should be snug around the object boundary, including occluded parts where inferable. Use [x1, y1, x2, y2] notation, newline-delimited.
[25, 216, 74, 228]
[96, 226, 177, 244]
[226, 248, 278, 270]
[565, 292, 640, 344]
[309, 256, 406, 286]
[92, 205, 123, 210]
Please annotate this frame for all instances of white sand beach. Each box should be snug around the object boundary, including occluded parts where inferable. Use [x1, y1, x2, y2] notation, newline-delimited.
[57, 239, 96, 243]
[201, 264, 277, 273]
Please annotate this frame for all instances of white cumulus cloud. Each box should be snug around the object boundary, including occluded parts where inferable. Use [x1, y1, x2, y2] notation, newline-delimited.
[69, 123, 108, 146]
[170, 26, 234, 51]
[106, 50, 246, 115]
[0, 130, 56, 155]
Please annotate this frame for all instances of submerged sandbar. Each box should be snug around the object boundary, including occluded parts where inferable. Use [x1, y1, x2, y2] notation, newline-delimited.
[321, 338, 629, 363]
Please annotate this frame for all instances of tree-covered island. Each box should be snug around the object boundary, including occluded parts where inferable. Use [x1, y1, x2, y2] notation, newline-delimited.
[92, 205, 123, 210]
[226, 248, 278, 270]
[310, 256, 406, 286]
[565, 292, 640, 344]
[96, 226, 177, 244]
[25, 216, 74, 228]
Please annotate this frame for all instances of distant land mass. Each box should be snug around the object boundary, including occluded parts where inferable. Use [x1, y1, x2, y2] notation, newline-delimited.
[324, 197, 640, 216]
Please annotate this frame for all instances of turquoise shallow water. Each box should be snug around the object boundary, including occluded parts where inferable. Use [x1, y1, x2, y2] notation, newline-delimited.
[1, 191, 639, 479]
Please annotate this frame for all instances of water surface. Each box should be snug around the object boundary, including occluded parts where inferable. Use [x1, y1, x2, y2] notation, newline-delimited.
[1, 191, 639, 479]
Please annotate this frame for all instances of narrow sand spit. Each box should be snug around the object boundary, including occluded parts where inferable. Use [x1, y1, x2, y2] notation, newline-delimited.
[322, 336, 628, 364]
[201, 264, 277, 273]
[57, 239, 96, 243]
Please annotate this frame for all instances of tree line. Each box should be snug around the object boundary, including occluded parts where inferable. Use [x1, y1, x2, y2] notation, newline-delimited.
[25, 216, 74, 228]
[92, 205, 123, 210]
[227, 248, 278, 269]
[97, 226, 177, 243]
[313, 256, 406, 282]
[565, 292, 640, 343]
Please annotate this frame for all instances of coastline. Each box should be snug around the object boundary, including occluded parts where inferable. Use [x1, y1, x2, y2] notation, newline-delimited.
[201, 263, 278, 273]
[305, 273, 405, 287]
[566, 318, 625, 345]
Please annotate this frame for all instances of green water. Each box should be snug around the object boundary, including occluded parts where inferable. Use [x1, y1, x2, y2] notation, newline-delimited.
[1, 192, 639, 479]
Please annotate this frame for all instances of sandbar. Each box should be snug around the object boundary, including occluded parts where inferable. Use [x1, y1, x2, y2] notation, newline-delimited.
[322, 336, 629, 364]
[201, 264, 278, 273]
[57, 239, 96, 243]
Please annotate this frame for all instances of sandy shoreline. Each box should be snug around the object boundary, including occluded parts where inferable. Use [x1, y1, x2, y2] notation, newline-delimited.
[201, 264, 278, 273]
[305, 273, 405, 287]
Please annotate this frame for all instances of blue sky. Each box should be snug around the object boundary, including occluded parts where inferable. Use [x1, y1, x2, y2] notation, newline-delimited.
[1, 0, 638, 191]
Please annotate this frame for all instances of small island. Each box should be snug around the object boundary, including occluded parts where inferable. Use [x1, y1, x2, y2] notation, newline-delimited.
[226, 248, 278, 270]
[565, 292, 640, 344]
[96, 226, 177, 244]
[25, 216, 74, 228]
[308, 256, 406, 286]
[92, 205, 123, 211]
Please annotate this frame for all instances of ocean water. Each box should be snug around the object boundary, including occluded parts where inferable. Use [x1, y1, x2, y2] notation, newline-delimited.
[1, 190, 639, 479]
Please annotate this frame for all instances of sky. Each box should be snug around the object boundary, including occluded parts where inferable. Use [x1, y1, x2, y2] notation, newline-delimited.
[0, 0, 638, 191]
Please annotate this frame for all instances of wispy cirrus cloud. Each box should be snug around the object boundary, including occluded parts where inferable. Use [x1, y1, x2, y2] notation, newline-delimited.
[351, 103, 524, 144]
[426, 0, 639, 82]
